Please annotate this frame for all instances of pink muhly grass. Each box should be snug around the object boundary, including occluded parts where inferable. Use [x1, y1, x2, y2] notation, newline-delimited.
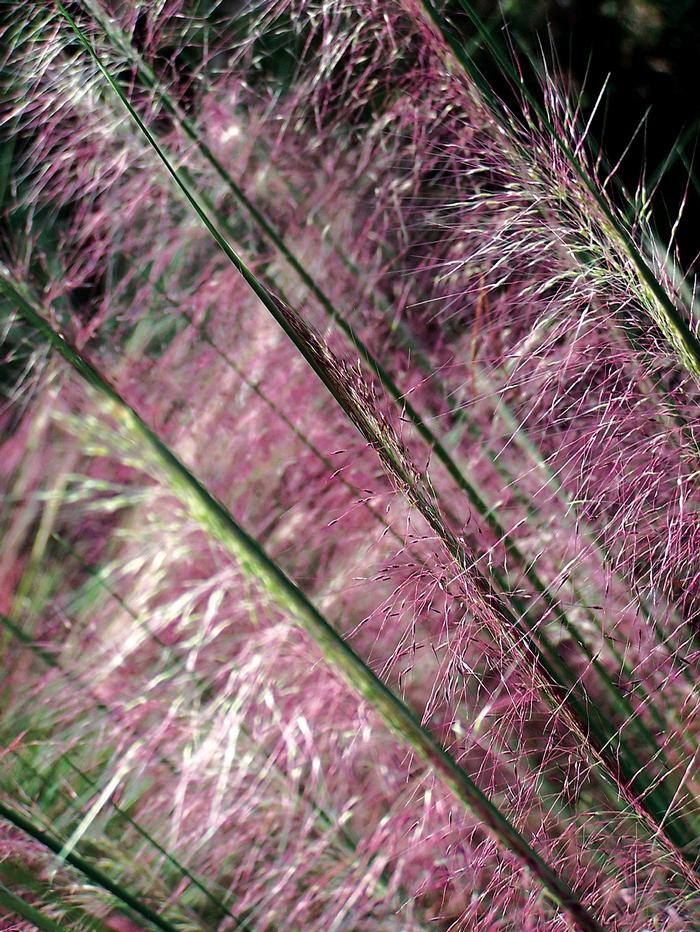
[2, 1, 700, 929]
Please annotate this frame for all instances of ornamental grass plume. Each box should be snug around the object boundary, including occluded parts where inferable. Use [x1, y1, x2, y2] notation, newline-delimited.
[2, 1, 700, 929]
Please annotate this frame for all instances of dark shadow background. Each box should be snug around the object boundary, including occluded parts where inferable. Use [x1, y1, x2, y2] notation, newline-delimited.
[473, 0, 700, 275]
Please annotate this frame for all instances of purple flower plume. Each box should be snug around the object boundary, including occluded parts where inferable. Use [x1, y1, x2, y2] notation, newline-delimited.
[2, 1, 700, 929]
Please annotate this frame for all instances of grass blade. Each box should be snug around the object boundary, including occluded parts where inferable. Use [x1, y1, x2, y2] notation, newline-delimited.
[0, 882, 70, 932]
[0, 798, 179, 932]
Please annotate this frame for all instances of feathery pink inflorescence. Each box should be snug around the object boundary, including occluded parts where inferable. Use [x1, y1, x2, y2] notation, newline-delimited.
[2, 1, 700, 929]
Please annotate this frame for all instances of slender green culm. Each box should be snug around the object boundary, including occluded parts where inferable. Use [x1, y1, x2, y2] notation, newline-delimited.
[0, 797, 179, 932]
[0, 882, 71, 932]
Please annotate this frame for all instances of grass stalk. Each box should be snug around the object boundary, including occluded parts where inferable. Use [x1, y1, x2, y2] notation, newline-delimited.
[0, 883, 71, 932]
[0, 798, 180, 932]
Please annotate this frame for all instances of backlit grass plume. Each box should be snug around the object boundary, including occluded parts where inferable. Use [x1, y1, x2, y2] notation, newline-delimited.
[2, 1, 700, 929]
